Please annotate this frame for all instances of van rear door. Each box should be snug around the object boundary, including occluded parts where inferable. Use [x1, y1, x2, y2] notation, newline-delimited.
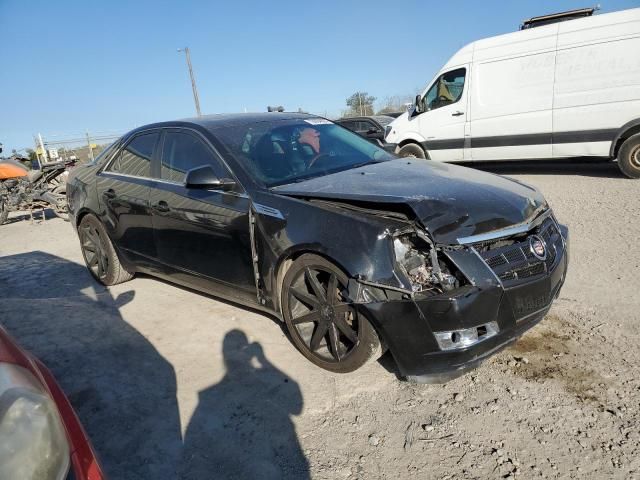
[553, 10, 640, 158]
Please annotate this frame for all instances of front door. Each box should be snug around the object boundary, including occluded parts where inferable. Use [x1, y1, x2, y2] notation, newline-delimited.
[96, 130, 160, 262]
[417, 67, 469, 161]
[149, 129, 256, 303]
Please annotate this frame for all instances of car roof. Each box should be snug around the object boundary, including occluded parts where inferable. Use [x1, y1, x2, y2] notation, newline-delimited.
[125, 112, 324, 138]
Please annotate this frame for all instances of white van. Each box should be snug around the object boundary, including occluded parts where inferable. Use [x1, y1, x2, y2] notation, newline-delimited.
[385, 7, 640, 178]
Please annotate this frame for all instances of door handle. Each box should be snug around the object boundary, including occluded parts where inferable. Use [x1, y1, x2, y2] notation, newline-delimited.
[103, 189, 116, 199]
[153, 200, 171, 213]
[452, 111, 464, 117]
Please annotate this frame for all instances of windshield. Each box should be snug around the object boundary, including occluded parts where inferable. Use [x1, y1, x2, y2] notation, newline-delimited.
[212, 118, 395, 187]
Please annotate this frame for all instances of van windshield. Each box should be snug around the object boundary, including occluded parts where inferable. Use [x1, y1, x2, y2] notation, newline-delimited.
[213, 118, 395, 187]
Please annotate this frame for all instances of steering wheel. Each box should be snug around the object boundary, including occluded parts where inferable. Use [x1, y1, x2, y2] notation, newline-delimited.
[307, 153, 331, 168]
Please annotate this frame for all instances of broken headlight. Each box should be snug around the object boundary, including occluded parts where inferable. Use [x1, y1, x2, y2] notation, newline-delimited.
[393, 234, 462, 293]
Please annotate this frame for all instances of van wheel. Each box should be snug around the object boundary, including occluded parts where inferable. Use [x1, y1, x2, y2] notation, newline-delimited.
[618, 134, 640, 179]
[397, 143, 427, 159]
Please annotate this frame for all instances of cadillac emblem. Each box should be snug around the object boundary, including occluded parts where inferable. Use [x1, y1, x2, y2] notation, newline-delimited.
[529, 235, 547, 260]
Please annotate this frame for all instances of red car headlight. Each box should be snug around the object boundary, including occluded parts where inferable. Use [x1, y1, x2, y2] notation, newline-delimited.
[0, 363, 70, 480]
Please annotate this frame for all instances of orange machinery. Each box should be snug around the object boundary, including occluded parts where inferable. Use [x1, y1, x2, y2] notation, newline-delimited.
[0, 160, 28, 180]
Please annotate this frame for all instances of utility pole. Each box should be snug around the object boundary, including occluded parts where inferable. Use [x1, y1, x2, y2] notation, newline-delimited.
[86, 131, 94, 162]
[38, 133, 48, 163]
[358, 93, 364, 116]
[178, 47, 202, 116]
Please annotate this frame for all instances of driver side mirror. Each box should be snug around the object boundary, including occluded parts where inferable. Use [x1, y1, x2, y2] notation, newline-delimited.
[413, 94, 424, 114]
[184, 165, 236, 191]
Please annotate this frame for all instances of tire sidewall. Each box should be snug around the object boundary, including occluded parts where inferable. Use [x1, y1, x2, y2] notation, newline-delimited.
[281, 254, 380, 373]
[78, 214, 121, 285]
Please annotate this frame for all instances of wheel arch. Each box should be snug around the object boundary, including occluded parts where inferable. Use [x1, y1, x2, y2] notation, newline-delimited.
[610, 118, 640, 159]
[396, 139, 429, 159]
[74, 207, 95, 228]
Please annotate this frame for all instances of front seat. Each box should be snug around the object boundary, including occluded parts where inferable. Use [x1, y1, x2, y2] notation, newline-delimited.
[252, 135, 293, 182]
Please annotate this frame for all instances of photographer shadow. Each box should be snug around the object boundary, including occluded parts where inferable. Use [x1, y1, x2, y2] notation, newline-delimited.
[181, 330, 309, 480]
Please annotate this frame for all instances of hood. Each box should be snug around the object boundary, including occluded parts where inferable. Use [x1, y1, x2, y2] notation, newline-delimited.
[272, 160, 547, 244]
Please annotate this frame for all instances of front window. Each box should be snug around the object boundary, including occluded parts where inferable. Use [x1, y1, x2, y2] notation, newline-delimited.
[424, 68, 466, 111]
[213, 118, 394, 187]
[161, 131, 226, 183]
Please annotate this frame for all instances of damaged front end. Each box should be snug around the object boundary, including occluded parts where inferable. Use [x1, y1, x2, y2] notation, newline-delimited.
[344, 212, 568, 384]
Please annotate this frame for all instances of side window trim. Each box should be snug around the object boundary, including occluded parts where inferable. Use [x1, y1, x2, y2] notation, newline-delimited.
[101, 128, 160, 179]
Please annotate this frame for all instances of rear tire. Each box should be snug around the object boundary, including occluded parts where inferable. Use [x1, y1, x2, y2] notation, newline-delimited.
[397, 143, 427, 159]
[281, 254, 381, 373]
[618, 133, 640, 179]
[78, 214, 133, 285]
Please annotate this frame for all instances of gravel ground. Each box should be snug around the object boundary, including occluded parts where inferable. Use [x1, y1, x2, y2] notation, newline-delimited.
[0, 160, 639, 479]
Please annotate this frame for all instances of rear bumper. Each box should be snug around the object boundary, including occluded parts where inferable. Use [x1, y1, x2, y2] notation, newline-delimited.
[360, 232, 569, 383]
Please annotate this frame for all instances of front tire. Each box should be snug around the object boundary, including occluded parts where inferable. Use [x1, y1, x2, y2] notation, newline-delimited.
[281, 254, 381, 373]
[397, 143, 427, 159]
[618, 133, 640, 179]
[78, 214, 133, 285]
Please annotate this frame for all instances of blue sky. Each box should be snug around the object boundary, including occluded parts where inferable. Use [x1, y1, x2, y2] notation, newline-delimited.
[1, 0, 637, 153]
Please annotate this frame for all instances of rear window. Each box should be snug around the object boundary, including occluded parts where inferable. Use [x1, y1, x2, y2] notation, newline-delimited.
[108, 132, 158, 178]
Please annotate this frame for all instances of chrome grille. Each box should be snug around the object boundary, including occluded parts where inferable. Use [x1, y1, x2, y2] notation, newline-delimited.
[478, 217, 563, 285]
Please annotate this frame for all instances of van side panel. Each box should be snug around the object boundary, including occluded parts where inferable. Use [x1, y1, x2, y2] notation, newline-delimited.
[470, 26, 558, 160]
[553, 9, 640, 158]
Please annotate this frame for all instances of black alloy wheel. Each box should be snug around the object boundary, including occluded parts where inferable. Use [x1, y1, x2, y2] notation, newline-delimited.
[281, 254, 381, 373]
[79, 220, 110, 281]
[78, 214, 133, 286]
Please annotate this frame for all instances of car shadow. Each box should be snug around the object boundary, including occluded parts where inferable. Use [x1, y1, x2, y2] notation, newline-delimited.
[180, 329, 309, 479]
[0, 251, 310, 479]
[462, 158, 625, 179]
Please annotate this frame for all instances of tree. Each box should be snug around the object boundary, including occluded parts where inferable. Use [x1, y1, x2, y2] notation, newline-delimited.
[345, 92, 376, 116]
[376, 95, 415, 115]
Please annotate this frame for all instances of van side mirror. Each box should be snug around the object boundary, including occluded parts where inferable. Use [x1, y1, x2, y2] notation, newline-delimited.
[184, 165, 236, 191]
[414, 94, 423, 114]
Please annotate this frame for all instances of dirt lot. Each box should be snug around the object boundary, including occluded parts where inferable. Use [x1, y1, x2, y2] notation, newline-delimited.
[1, 160, 639, 479]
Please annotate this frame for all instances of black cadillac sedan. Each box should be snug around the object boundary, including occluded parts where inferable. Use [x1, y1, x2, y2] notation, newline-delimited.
[67, 113, 568, 382]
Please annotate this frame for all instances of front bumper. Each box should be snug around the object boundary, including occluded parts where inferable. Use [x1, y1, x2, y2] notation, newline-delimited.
[359, 225, 569, 383]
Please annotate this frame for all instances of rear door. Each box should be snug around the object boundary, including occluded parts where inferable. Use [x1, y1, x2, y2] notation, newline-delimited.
[96, 130, 160, 261]
[417, 67, 469, 161]
[149, 128, 256, 302]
